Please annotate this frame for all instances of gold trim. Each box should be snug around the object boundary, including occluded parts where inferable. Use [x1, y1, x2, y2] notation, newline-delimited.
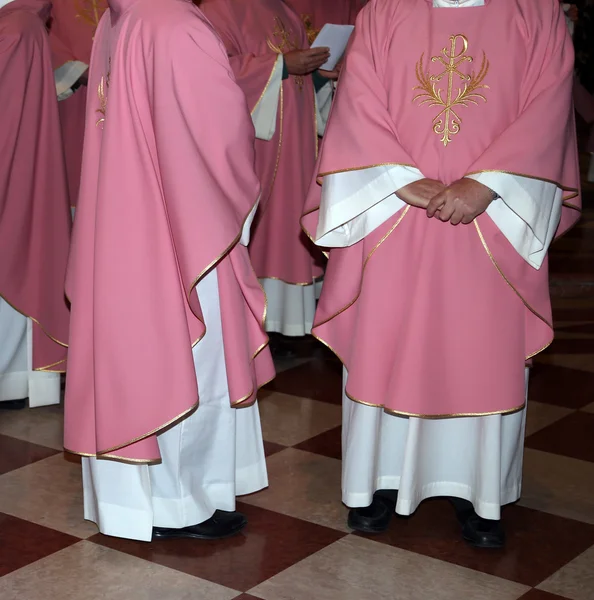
[0, 292, 68, 348]
[313, 205, 411, 329]
[260, 275, 319, 286]
[465, 169, 580, 197]
[345, 389, 526, 419]
[251, 56, 281, 116]
[474, 220, 553, 329]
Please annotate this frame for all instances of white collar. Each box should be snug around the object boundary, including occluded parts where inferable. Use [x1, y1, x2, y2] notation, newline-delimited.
[0, 0, 17, 8]
[433, 0, 485, 7]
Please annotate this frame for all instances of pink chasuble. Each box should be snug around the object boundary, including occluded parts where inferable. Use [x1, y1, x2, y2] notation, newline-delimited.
[0, 0, 71, 372]
[302, 0, 581, 418]
[201, 0, 324, 287]
[49, 0, 107, 207]
[64, 0, 274, 463]
[284, 0, 361, 43]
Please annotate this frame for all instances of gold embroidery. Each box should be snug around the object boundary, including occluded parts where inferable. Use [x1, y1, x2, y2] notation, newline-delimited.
[95, 58, 111, 127]
[413, 34, 489, 147]
[302, 14, 320, 45]
[267, 16, 304, 90]
[74, 0, 108, 30]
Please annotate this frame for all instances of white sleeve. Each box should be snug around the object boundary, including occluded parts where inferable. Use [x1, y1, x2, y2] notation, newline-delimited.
[55, 60, 89, 101]
[315, 165, 423, 248]
[240, 198, 259, 246]
[251, 55, 283, 141]
[315, 80, 334, 136]
[468, 172, 562, 269]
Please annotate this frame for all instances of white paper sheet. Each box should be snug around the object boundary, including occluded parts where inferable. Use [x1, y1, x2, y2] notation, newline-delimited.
[311, 24, 355, 70]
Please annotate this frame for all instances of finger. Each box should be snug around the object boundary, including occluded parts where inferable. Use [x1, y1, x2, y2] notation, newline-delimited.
[426, 191, 446, 218]
[437, 199, 456, 222]
[449, 208, 464, 226]
[306, 47, 330, 57]
[461, 213, 476, 225]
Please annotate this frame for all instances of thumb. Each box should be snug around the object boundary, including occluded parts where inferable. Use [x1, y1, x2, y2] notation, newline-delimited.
[426, 191, 446, 218]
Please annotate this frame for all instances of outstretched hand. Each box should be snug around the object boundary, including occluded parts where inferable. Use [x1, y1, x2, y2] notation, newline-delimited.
[426, 178, 494, 225]
[284, 48, 331, 76]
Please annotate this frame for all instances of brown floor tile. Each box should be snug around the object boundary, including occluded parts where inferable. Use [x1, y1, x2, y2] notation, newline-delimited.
[0, 404, 64, 451]
[262, 441, 286, 457]
[0, 512, 79, 577]
[538, 546, 594, 600]
[582, 402, 594, 413]
[0, 541, 238, 600]
[534, 354, 594, 375]
[251, 535, 529, 600]
[0, 453, 97, 538]
[519, 449, 594, 525]
[294, 426, 342, 460]
[525, 403, 574, 437]
[545, 338, 594, 354]
[241, 448, 348, 533]
[232, 596, 264, 600]
[518, 591, 573, 600]
[265, 359, 342, 405]
[90, 502, 346, 592]
[360, 499, 594, 587]
[528, 364, 594, 409]
[0, 434, 60, 476]
[525, 412, 594, 463]
[259, 393, 341, 446]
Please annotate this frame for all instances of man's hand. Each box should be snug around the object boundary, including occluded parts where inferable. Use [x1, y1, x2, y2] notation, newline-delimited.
[284, 47, 330, 76]
[396, 178, 446, 209]
[318, 61, 342, 81]
[426, 178, 494, 225]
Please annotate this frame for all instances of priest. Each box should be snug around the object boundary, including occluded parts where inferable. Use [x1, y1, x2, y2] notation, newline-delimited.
[49, 0, 108, 208]
[201, 0, 332, 340]
[64, 0, 274, 541]
[303, 0, 580, 548]
[0, 0, 71, 409]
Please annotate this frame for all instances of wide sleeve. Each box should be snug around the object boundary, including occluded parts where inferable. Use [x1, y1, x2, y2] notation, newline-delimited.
[302, 0, 420, 248]
[466, 1, 580, 268]
[200, 2, 283, 141]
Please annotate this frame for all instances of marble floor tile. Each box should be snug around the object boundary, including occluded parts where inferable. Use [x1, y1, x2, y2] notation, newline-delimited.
[250, 535, 530, 600]
[91, 502, 345, 592]
[581, 402, 594, 413]
[525, 412, 594, 463]
[0, 512, 78, 577]
[241, 447, 348, 532]
[294, 425, 342, 460]
[258, 393, 341, 446]
[0, 541, 238, 600]
[0, 453, 97, 538]
[0, 404, 64, 451]
[262, 440, 287, 457]
[538, 546, 594, 600]
[519, 449, 594, 525]
[0, 434, 60, 476]
[519, 590, 574, 600]
[525, 402, 574, 437]
[534, 354, 594, 374]
[528, 364, 594, 409]
[360, 499, 594, 587]
[265, 358, 342, 405]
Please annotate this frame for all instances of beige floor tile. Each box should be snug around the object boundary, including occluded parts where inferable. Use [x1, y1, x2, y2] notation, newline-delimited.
[243, 448, 348, 532]
[250, 536, 529, 600]
[534, 354, 594, 374]
[259, 393, 341, 446]
[0, 541, 238, 600]
[0, 404, 64, 450]
[538, 546, 594, 600]
[518, 449, 594, 525]
[0, 453, 97, 538]
[525, 402, 575, 437]
[581, 402, 594, 413]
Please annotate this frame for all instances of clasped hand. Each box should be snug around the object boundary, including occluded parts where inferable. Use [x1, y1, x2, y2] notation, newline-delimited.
[397, 178, 494, 226]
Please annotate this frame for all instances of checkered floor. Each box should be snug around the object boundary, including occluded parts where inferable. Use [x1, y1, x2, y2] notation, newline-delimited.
[0, 203, 593, 599]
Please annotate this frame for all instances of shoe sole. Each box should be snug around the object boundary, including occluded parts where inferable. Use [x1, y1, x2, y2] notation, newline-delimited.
[152, 521, 247, 541]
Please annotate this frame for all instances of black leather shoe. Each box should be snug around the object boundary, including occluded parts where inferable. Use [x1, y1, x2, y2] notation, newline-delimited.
[152, 510, 247, 541]
[347, 490, 398, 534]
[448, 497, 505, 549]
[0, 399, 26, 410]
